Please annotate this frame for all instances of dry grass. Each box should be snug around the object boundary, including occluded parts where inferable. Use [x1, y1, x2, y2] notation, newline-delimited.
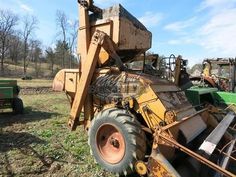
[0, 90, 114, 176]
[2, 60, 63, 79]
[0, 77, 52, 88]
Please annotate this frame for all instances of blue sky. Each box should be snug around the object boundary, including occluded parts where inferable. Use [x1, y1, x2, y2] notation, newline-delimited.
[0, 0, 236, 66]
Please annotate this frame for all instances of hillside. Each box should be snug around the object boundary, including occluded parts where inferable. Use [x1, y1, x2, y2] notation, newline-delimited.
[1, 60, 62, 79]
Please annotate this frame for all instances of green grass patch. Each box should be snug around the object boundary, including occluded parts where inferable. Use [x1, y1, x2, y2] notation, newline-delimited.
[0, 91, 115, 177]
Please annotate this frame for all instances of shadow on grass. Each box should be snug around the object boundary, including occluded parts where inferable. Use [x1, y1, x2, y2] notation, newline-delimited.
[0, 131, 53, 176]
[0, 106, 61, 128]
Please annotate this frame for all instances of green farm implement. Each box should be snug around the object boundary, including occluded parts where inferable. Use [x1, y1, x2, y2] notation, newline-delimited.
[185, 87, 236, 112]
[0, 80, 24, 114]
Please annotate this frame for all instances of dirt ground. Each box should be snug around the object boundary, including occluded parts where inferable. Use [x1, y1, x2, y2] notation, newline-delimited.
[0, 92, 114, 177]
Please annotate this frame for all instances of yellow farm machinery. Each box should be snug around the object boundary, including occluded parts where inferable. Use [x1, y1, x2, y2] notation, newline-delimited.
[190, 58, 236, 92]
[53, 1, 236, 176]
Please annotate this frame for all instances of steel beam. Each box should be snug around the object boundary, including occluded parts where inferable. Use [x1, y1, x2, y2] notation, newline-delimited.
[199, 112, 235, 155]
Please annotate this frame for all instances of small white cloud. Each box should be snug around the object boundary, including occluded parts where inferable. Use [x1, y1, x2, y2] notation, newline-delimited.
[199, 8, 236, 55]
[20, 3, 34, 13]
[186, 56, 203, 67]
[199, 0, 236, 10]
[0, 0, 34, 14]
[167, 40, 181, 45]
[164, 17, 197, 32]
[138, 12, 163, 28]
[167, 37, 196, 46]
[165, 0, 236, 59]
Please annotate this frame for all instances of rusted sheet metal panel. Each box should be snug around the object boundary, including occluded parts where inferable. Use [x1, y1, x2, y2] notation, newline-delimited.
[157, 91, 189, 112]
[153, 90, 207, 144]
[101, 4, 147, 30]
[148, 151, 181, 177]
[179, 114, 207, 143]
[90, 4, 152, 54]
[152, 85, 181, 92]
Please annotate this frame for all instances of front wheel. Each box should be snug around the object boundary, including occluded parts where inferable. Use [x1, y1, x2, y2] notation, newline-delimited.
[88, 108, 146, 176]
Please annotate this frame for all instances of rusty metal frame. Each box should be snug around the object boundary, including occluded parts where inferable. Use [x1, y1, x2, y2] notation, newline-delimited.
[162, 108, 208, 130]
[155, 128, 235, 177]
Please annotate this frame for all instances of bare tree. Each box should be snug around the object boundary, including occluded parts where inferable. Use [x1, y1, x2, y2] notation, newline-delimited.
[56, 10, 68, 68]
[46, 47, 55, 75]
[28, 39, 42, 77]
[9, 32, 22, 65]
[68, 20, 78, 68]
[0, 10, 18, 74]
[22, 15, 38, 75]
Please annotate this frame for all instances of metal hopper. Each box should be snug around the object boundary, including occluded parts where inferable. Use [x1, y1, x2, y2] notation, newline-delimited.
[89, 4, 152, 62]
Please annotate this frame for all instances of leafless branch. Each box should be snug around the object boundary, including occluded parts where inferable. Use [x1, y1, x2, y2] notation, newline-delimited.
[0, 9, 18, 74]
[22, 15, 38, 75]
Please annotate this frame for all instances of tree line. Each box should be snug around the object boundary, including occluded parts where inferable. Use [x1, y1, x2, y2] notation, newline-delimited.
[0, 9, 78, 78]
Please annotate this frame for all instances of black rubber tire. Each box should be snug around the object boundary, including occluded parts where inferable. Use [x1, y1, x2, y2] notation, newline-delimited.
[12, 97, 24, 114]
[88, 108, 146, 176]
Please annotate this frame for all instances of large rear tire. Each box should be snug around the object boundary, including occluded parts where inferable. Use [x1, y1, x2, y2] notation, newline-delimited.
[88, 108, 146, 176]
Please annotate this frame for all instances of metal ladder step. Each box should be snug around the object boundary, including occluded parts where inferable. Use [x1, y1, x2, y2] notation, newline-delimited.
[199, 112, 235, 155]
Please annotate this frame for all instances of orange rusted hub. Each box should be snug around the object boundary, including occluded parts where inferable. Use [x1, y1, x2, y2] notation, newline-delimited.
[96, 124, 126, 164]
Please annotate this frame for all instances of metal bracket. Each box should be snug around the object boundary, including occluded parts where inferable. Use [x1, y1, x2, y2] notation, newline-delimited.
[78, 0, 89, 8]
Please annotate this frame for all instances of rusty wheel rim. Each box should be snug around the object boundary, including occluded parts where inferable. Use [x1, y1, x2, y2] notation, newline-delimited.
[96, 124, 126, 164]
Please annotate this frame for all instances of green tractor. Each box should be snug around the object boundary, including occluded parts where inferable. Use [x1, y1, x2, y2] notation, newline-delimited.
[0, 80, 24, 114]
[187, 58, 236, 108]
[152, 55, 236, 108]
